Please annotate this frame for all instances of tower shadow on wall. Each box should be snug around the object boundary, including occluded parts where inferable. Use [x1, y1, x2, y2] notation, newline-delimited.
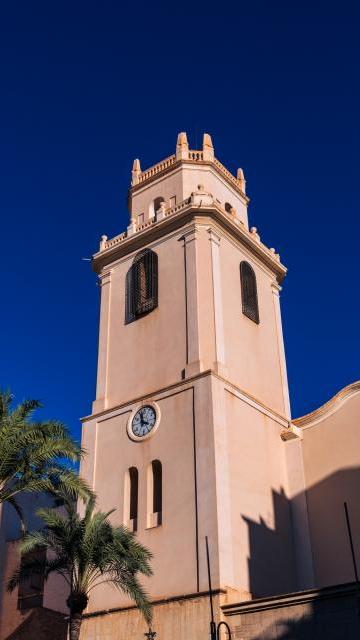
[242, 487, 297, 598]
[240, 468, 360, 639]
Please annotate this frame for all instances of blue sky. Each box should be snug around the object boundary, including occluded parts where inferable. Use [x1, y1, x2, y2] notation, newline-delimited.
[1, 1, 359, 441]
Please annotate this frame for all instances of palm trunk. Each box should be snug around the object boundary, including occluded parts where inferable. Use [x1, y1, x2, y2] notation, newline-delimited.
[69, 612, 83, 640]
[67, 592, 88, 640]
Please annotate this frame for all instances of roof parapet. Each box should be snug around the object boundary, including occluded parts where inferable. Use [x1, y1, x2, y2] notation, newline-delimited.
[130, 133, 248, 201]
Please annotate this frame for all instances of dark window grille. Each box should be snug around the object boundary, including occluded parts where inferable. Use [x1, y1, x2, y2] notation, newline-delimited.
[125, 249, 158, 323]
[240, 261, 259, 324]
[152, 459, 162, 516]
[129, 466, 138, 524]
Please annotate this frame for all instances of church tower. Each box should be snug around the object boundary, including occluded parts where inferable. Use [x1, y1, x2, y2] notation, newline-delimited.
[80, 133, 301, 638]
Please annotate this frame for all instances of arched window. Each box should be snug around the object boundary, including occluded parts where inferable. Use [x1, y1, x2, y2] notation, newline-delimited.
[152, 460, 162, 516]
[240, 261, 259, 324]
[147, 459, 162, 527]
[149, 197, 165, 221]
[224, 202, 233, 213]
[124, 466, 138, 531]
[125, 248, 158, 323]
[129, 467, 139, 523]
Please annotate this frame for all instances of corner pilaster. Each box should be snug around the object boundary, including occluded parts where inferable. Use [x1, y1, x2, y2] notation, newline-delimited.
[271, 282, 291, 420]
[208, 229, 227, 377]
[181, 228, 204, 378]
[93, 270, 112, 413]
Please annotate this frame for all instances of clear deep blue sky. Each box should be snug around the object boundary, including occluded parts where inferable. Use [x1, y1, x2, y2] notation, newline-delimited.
[1, 1, 359, 442]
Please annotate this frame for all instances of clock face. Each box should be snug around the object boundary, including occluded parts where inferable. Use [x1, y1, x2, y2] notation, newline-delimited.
[131, 405, 157, 438]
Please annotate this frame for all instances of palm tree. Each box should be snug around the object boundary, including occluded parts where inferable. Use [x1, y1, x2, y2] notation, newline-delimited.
[8, 496, 153, 640]
[0, 390, 91, 522]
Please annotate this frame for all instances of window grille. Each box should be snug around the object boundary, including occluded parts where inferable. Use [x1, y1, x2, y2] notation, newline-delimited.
[240, 261, 259, 324]
[125, 248, 158, 323]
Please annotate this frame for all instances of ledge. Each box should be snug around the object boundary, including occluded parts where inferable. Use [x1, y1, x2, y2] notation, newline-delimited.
[92, 200, 286, 283]
[222, 581, 360, 616]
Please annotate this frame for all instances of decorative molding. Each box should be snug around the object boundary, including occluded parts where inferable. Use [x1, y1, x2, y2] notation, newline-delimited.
[82, 369, 290, 430]
[93, 200, 286, 284]
[208, 228, 227, 375]
[293, 380, 360, 429]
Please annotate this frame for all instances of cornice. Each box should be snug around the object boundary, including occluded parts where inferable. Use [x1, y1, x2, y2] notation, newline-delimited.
[292, 380, 360, 429]
[81, 369, 290, 429]
[92, 202, 287, 283]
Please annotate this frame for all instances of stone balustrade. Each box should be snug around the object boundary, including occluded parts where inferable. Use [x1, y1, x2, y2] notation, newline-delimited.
[99, 195, 280, 263]
[133, 150, 245, 197]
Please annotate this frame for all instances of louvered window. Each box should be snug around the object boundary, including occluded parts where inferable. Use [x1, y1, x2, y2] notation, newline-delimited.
[240, 261, 259, 324]
[125, 249, 158, 323]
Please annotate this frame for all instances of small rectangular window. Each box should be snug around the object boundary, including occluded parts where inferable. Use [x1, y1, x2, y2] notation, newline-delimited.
[169, 196, 176, 208]
[137, 213, 144, 226]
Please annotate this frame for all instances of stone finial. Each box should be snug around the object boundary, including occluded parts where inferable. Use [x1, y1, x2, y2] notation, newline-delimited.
[176, 132, 189, 160]
[202, 133, 214, 161]
[237, 168, 246, 193]
[99, 235, 108, 251]
[131, 158, 141, 186]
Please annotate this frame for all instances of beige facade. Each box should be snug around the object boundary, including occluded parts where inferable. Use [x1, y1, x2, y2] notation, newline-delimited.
[79, 133, 360, 639]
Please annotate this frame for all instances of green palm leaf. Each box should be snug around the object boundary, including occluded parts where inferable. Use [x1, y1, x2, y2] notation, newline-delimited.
[9, 495, 153, 640]
[0, 389, 93, 521]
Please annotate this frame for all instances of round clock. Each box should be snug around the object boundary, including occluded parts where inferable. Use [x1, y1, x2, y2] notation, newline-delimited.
[127, 403, 160, 441]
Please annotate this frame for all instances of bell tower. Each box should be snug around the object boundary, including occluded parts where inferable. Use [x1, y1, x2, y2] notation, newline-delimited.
[80, 133, 300, 639]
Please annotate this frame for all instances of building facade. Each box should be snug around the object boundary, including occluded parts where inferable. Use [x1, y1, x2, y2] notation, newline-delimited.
[79, 134, 360, 639]
[0, 495, 68, 640]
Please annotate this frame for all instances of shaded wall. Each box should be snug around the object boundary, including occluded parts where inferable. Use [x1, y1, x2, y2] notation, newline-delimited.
[299, 391, 360, 587]
[222, 582, 360, 640]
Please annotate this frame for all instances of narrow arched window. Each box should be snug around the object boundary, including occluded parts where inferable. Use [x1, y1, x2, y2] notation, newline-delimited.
[147, 460, 162, 527]
[124, 467, 138, 532]
[149, 197, 165, 221]
[125, 248, 158, 323]
[240, 261, 259, 324]
[224, 202, 232, 213]
[152, 460, 162, 516]
[129, 467, 138, 523]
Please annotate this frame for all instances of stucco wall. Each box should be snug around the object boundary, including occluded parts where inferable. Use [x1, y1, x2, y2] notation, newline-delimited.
[220, 234, 288, 416]
[105, 230, 188, 407]
[220, 381, 296, 597]
[82, 374, 223, 613]
[299, 390, 360, 588]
